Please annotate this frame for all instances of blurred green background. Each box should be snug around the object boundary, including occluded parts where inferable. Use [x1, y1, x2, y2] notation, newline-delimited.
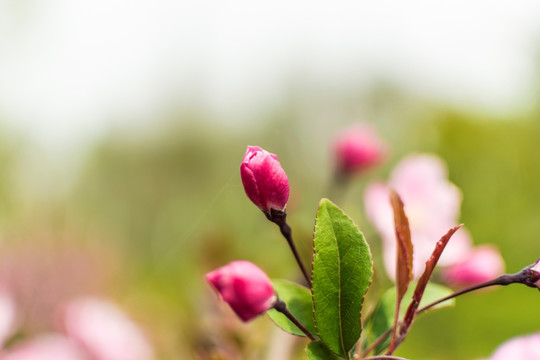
[1, 1, 540, 359]
[0, 87, 539, 359]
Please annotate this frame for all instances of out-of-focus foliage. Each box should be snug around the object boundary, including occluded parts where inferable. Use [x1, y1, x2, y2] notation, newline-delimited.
[0, 128, 20, 224]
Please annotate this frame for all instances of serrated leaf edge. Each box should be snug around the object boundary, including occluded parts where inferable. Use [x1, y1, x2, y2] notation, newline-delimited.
[310, 198, 374, 359]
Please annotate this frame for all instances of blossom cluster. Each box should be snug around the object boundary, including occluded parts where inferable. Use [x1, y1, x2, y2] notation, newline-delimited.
[205, 124, 539, 359]
[365, 154, 504, 286]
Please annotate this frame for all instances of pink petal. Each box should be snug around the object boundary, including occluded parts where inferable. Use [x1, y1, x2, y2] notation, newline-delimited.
[490, 333, 540, 360]
[0, 290, 16, 347]
[365, 154, 472, 281]
[2, 335, 88, 360]
[62, 298, 154, 360]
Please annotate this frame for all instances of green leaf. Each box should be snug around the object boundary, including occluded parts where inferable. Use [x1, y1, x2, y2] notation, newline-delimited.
[365, 283, 455, 354]
[306, 341, 344, 360]
[312, 199, 373, 359]
[267, 279, 316, 337]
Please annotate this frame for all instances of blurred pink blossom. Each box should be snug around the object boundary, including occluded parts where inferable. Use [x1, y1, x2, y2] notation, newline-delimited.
[0, 243, 111, 333]
[333, 124, 386, 176]
[489, 333, 540, 360]
[365, 154, 473, 279]
[0, 290, 16, 347]
[206, 261, 276, 322]
[442, 246, 505, 286]
[61, 298, 154, 360]
[1, 334, 89, 360]
[240, 146, 289, 214]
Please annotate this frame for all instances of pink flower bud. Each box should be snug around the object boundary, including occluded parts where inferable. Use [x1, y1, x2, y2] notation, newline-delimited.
[61, 298, 154, 360]
[489, 333, 540, 360]
[333, 124, 386, 176]
[206, 261, 276, 322]
[441, 246, 504, 286]
[240, 146, 289, 214]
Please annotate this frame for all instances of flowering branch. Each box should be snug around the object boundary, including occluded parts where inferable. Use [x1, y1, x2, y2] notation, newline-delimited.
[362, 258, 540, 357]
[240, 146, 311, 287]
[205, 144, 540, 360]
[418, 260, 540, 314]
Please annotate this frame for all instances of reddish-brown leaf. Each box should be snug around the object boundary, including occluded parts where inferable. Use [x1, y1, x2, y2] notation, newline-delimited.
[399, 224, 463, 339]
[387, 190, 413, 354]
[390, 190, 413, 303]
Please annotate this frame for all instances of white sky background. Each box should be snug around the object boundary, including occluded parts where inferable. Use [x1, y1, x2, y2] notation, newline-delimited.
[1, 0, 540, 152]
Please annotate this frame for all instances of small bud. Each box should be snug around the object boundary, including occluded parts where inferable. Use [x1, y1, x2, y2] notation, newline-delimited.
[442, 246, 505, 286]
[240, 146, 289, 215]
[528, 258, 540, 290]
[206, 261, 276, 322]
[333, 124, 386, 176]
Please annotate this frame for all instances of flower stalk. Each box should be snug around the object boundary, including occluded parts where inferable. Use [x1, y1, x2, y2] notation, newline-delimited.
[418, 262, 540, 314]
[266, 209, 312, 287]
[273, 299, 316, 341]
[363, 259, 540, 357]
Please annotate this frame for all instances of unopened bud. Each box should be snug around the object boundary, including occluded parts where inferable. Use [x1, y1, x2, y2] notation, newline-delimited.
[333, 124, 386, 176]
[206, 261, 276, 322]
[442, 246, 504, 286]
[240, 146, 289, 215]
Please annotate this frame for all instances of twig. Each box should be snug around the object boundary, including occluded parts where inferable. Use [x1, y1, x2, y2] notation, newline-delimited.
[273, 299, 316, 341]
[267, 209, 312, 287]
